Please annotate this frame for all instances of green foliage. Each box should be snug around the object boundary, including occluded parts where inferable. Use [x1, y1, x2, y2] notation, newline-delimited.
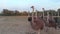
[57, 8, 60, 16]
[0, 8, 60, 16]
[1, 9, 28, 16]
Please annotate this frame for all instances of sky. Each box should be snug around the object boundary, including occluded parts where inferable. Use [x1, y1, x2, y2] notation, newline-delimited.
[0, 0, 60, 12]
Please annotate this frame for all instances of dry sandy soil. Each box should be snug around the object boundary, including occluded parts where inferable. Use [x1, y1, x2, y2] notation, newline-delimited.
[0, 16, 60, 34]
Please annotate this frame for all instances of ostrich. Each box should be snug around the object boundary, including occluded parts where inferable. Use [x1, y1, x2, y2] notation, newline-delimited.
[28, 6, 45, 34]
[42, 8, 57, 32]
[28, 6, 57, 34]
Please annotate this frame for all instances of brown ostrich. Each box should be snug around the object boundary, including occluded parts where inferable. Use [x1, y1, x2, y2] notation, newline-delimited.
[42, 11, 57, 32]
[28, 6, 45, 34]
[28, 6, 57, 34]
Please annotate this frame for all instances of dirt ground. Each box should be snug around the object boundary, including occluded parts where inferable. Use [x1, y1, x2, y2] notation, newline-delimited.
[0, 16, 60, 34]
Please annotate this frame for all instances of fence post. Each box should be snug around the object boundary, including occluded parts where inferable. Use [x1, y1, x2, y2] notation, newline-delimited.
[28, 11, 30, 17]
[47, 11, 49, 23]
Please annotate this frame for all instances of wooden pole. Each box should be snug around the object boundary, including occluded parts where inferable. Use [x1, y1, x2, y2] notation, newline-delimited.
[47, 11, 49, 23]
[28, 11, 30, 17]
[58, 11, 59, 17]
[52, 12, 53, 20]
[36, 10, 37, 18]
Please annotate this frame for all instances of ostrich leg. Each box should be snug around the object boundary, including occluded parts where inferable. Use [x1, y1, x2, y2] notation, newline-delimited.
[36, 29, 40, 34]
[37, 29, 41, 34]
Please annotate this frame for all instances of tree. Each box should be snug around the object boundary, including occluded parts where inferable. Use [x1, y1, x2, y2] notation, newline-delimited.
[57, 8, 60, 16]
[45, 10, 56, 16]
[2, 9, 9, 16]
[2, 9, 15, 16]
[22, 11, 28, 16]
[14, 10, 20, 16]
